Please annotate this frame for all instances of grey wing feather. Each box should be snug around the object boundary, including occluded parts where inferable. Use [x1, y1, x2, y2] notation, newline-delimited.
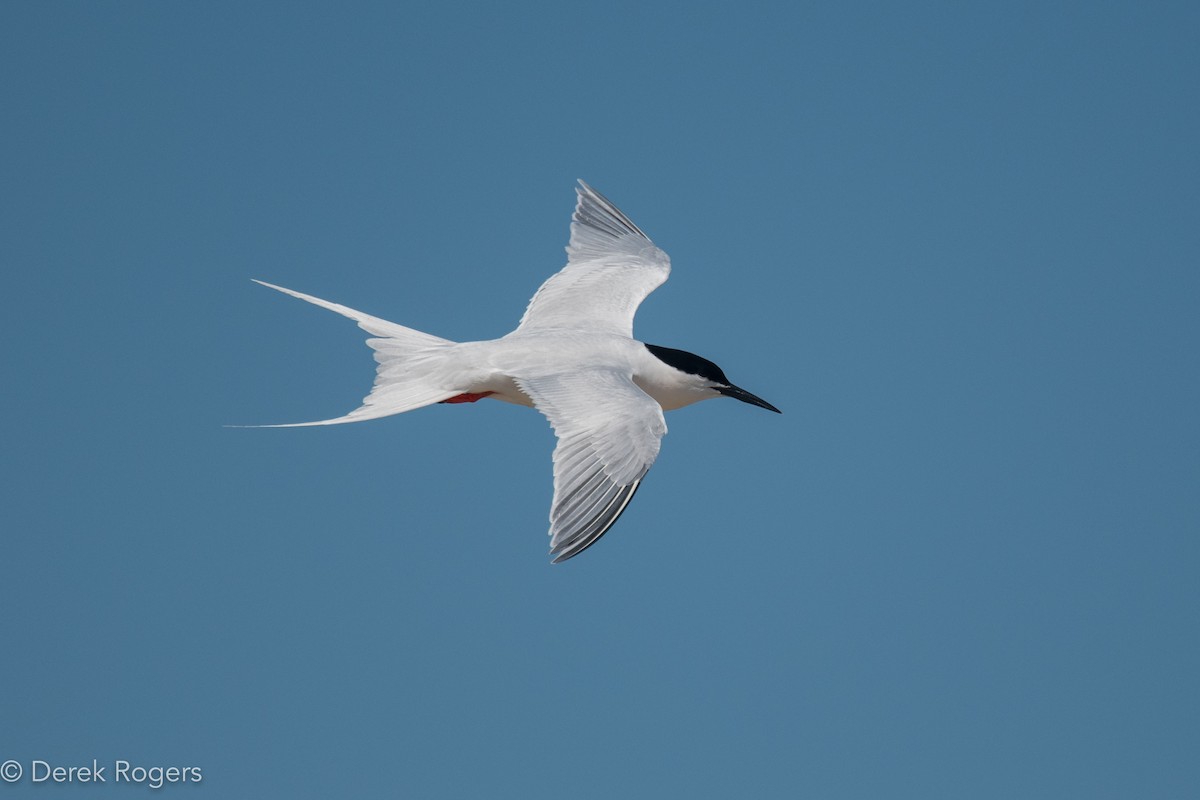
[516, 371, 667, 563]
[566, 180, 654, 262]
[516, 181, 670, 337]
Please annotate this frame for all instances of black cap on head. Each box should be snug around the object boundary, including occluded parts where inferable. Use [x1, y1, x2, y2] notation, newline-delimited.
[645, 344, 730, 384]
[646, 344, 781, 413]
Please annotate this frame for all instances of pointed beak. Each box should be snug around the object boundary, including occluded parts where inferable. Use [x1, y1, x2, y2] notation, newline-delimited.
[718, 384, 781, 413]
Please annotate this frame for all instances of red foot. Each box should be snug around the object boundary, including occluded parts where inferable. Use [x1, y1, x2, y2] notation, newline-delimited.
[440, 391, 495, 404]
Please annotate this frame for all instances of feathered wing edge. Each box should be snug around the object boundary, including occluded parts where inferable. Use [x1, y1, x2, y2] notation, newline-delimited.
[516, 182, 670, 336]
[515, 371, 666, 563]
[548, 454, 647, 563]
[566, 180, 654, 263]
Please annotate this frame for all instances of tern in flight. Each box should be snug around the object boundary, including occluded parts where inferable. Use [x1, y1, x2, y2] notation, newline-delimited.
[252, 181, 780, 562]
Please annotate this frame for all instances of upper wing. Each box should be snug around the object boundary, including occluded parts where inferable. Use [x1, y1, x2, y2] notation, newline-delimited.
[516, 181, 671, 338]
[515, 370, 668, 563]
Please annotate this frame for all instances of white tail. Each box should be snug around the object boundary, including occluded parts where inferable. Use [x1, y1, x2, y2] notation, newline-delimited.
[251, 280, 462, 426]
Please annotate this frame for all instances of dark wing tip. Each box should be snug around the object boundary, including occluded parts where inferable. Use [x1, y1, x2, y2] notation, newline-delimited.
[571, 179, 651, 242]
[549, 478, 644, 564]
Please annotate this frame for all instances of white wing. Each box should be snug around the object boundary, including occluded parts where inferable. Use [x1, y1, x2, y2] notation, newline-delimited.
[516, 370, 667, 563]
[516, 181, 671, 338]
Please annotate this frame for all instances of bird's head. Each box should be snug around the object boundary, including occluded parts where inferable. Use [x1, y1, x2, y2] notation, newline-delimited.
[644, 344, 781, 413]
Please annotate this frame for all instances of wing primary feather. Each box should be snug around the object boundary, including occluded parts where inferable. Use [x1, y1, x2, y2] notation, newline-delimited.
[553, 473, 645, 554]
[550, 479, 643, 563]
[516, 370, 665, 562]
[574, 180, 650, 242]
[553, 471, 611, 528]
[518, 183, 670, 335]
[554, 480, 621, 542]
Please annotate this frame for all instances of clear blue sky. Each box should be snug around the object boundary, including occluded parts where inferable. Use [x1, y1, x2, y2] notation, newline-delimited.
[2, 2, 1197, 797]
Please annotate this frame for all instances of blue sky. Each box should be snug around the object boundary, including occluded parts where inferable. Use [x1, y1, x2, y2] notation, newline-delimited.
[1, 2, 1197, 797]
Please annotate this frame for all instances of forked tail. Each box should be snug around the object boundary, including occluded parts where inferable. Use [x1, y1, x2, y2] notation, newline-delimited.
[251, 280, 462, 426]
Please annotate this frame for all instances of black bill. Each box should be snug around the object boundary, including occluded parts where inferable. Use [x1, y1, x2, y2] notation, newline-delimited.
[718, 384, 781, 413]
